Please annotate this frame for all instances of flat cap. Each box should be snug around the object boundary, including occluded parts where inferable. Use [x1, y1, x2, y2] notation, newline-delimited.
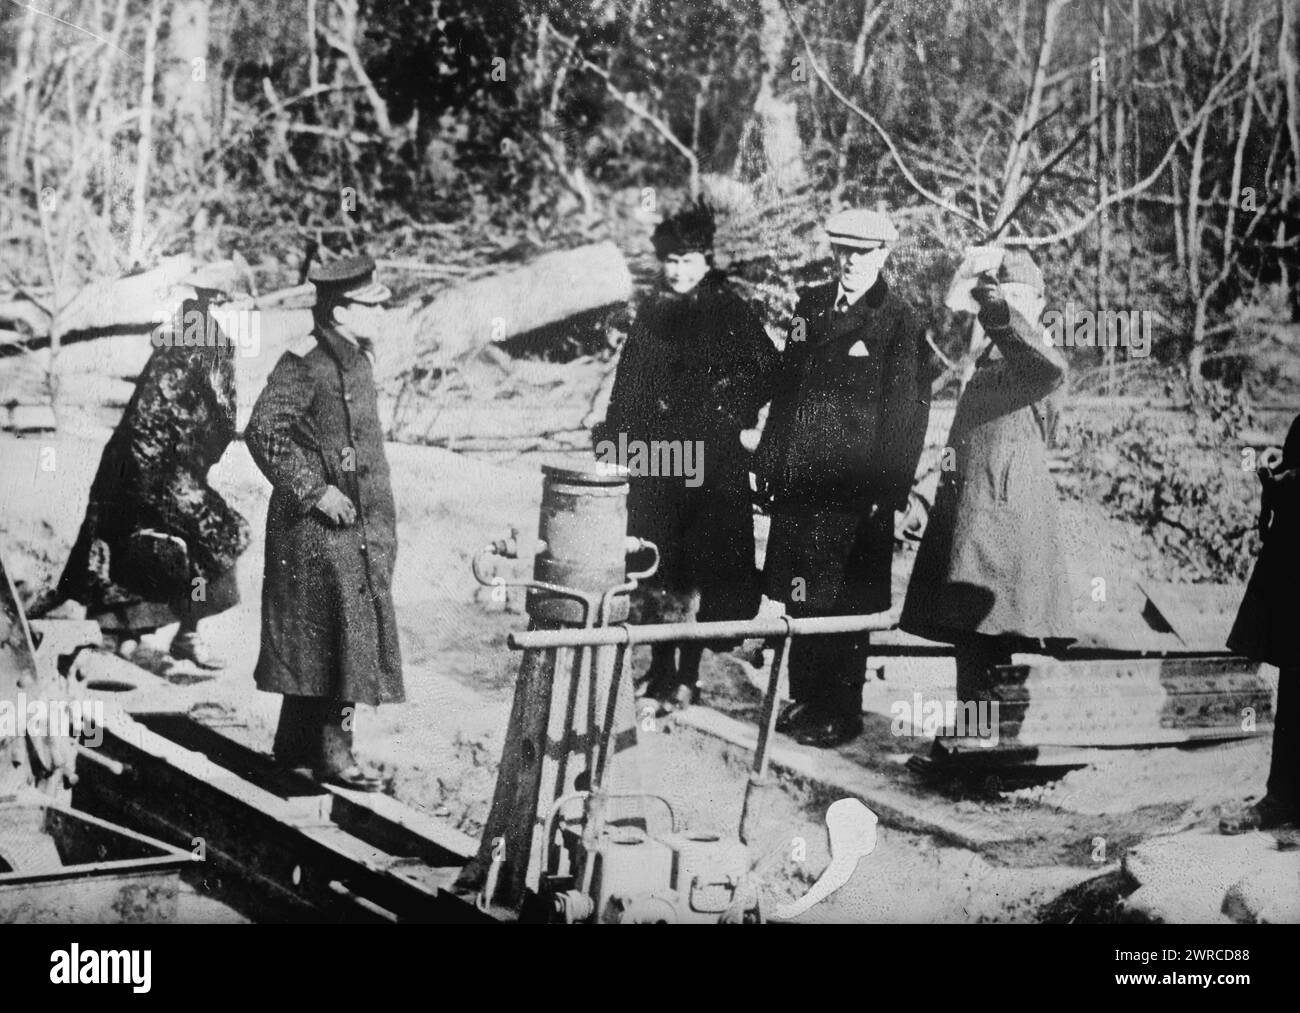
[825, 208, 899, 247]
[308, 253, 390, 304]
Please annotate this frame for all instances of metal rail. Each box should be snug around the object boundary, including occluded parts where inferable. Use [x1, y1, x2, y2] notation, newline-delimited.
[508, 613, 897, 650]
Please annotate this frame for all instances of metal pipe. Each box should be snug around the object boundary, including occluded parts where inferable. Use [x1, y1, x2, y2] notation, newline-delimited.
[509, 613, 897, 650]
[328, 880, 401, 923]
[75, 743, 127, 777]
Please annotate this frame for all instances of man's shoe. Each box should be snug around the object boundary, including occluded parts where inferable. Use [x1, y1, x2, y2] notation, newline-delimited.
[794, 713, 864, 750]
[1219, 795, 1298, 835]
[654, 683, 699, 717]
[169, 632, 225, 670]
[775, 701, 811, 735]
[316, 763, 389, 793]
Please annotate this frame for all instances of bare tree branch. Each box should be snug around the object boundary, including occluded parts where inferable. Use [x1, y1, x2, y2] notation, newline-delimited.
[549, 27, 699, 193]
[1004, 39, 1260, 248]
[781, 0, 986, 229]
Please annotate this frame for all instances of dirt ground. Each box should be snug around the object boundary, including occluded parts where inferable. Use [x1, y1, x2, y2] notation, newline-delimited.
[0, 448, 1280, 922]
[0, 315, 1284, 923]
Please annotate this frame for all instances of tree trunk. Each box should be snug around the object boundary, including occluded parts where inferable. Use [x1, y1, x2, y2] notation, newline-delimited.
[163, 0, 212, 162]
[737, 0, 807, 194]
[4, 2, 38, 184]
[992, 0, 1070, 233]
[128, 0, 163, 266]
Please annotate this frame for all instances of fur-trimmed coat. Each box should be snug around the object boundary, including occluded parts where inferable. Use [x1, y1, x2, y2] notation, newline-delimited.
[598, 271, 779, 621]
[55, 299, 249, 615]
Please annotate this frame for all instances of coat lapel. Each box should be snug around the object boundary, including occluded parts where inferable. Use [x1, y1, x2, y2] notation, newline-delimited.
[829, 277, 890, 343]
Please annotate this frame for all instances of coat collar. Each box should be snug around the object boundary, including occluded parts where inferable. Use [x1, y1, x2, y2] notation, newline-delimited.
[835, 275, 889, 318]
[808, 276, 889, 345]
[315, 323, 365, 368]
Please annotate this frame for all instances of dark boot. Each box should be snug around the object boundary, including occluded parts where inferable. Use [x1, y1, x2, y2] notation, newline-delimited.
[273, 695, 322, 768]
[640, 644, 679, 700]
[316, 701, 387, 792]
[1265, 664, 1299, 813]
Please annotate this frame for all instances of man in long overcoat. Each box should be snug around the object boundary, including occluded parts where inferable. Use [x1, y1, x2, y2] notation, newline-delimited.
[245, 254, 401, 791]
[1221, 413, 1299, 833]
[50, 274, 249, 667]
[900, 251, 1074, 706]
[754, 209, 930, 748]
[597, 203, 779, 714]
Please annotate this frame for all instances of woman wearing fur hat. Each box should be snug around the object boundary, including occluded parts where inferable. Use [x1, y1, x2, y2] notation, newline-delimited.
[46, 277, 249, 669]
[596, 202, 779, 714]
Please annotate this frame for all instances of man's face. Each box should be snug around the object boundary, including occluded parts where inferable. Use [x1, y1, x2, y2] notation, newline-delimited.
[661, 251, 709, 294]
[834, 243, 890, 294]
[333, 299, 387, 340]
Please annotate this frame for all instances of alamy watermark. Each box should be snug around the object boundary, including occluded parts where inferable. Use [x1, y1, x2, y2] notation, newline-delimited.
[594, 432, 705, 488]
[1042, 302, 1154, 357]
[0, 693, 104, 747]
[890, 693, 999, 747]
[151, 306, 261, 358]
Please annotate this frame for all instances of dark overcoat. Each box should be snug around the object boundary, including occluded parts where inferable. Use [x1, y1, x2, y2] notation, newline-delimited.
[1228, 413, 1300, 668]
[754, 278, 930, 615]
[599, 271, 779, 622]
[900, 303, 1074, 641]
[245, 325, 403, 706]
[56, 299, 249, 620]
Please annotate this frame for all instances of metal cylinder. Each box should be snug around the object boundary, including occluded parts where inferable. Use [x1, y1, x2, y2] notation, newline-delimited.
[530, 463, 631, 625]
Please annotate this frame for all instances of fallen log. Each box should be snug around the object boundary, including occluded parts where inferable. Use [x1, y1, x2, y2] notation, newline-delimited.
[377, 241, 632, 382]
[386, 351, 613, 445]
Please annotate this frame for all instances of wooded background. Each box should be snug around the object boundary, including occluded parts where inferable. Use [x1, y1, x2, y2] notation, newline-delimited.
[1, 0, 1297, 401]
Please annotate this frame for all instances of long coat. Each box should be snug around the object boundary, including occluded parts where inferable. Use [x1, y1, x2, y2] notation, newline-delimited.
[754, 278, 930, 615]
[900, 302, 1074, 642]
[55, 299, 249, 621]
[599, 271, 779, 622]
[1227, 413, 1300, 668]
[245, 325, 403, 707]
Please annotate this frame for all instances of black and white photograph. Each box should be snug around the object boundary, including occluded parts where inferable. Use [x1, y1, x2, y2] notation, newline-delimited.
[0, 0, 1297, 961]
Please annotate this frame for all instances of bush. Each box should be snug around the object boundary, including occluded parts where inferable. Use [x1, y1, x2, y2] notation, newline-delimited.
[1062, 385, 1264, 583]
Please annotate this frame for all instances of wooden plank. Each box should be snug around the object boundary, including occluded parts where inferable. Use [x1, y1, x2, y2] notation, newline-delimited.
[80, 707, 480, 921]
[976, 655, 1273, 748]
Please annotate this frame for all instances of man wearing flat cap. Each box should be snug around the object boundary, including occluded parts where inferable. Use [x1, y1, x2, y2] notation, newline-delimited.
[754, 209, 931, 748]
[245, 254, 402, 791]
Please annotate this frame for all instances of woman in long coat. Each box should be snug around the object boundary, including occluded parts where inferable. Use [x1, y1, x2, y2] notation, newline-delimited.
[596, 203, 779, 713]
[1221, 413, 1299, 833]
[50, 289, 249, 668]
[900, 251, 1074, 702]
